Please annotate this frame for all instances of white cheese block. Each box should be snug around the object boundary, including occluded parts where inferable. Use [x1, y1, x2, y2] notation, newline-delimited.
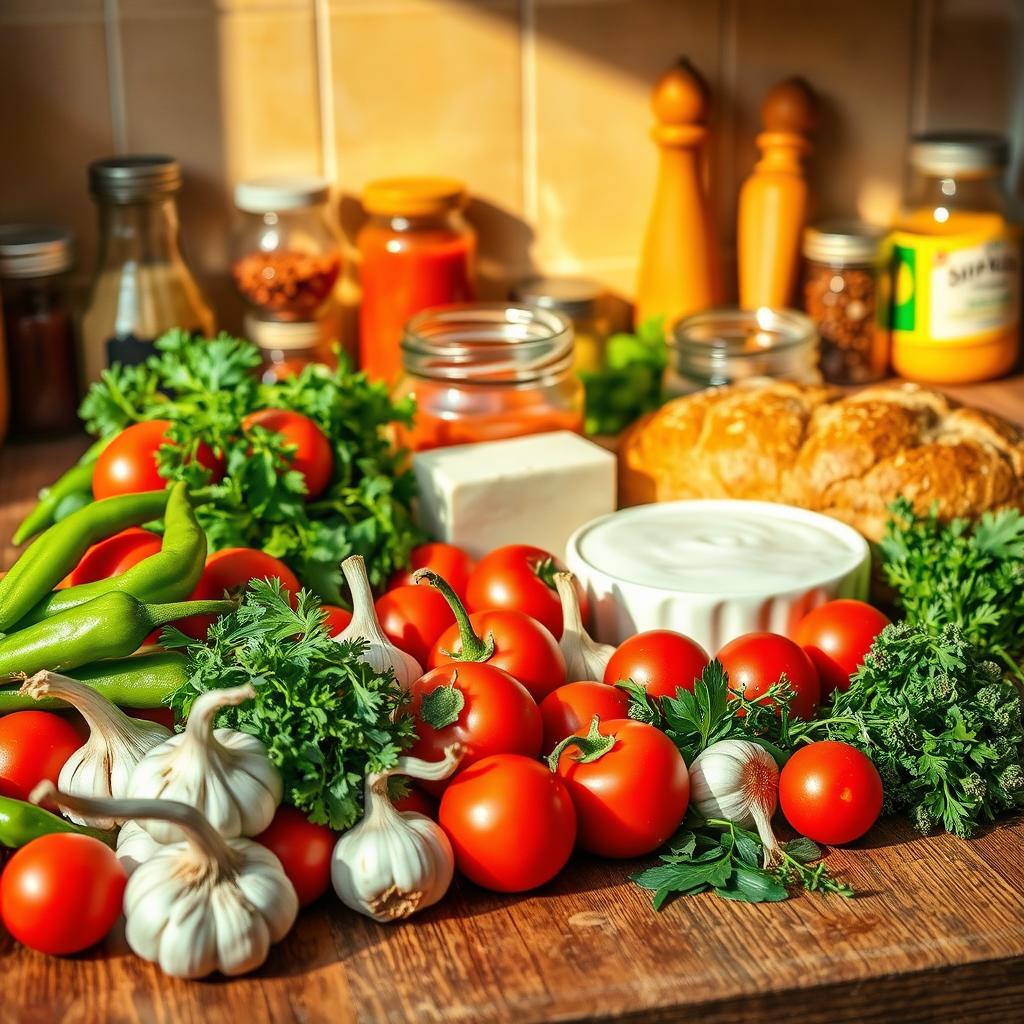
[412, 431, 617, 559]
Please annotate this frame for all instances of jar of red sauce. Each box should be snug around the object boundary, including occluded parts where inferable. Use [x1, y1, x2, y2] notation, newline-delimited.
[358, 177, 476, 383]
[395, 303, 583, 452]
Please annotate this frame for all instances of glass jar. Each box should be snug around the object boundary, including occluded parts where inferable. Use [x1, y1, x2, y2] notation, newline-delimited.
[245, 314, 337, 383]
[395, 303, 583, 452]
[233, 177, 341, 322]
[666, 307, 821, 396]
[358, 177, 476, 384]
[512, 276, 610, 373]
[892, 133, 1020, 384]
[81, 155, 214, 385]
[803, 221, 890, 385]
[0, 225, 78, 437]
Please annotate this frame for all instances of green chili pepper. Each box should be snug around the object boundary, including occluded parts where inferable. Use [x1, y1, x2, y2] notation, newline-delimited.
[17, 483, 206, 627]
[0, 651, 189, 712]
[0, 593, 233, 680]
[0, 794, 114, 848]
[0, 488, 170, 633]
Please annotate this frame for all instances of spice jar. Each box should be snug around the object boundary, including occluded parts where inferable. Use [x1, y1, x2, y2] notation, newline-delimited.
[666, 307, 821, 396]
[0, 225, 79, 437]
[245, 315, 337, 383]
[233, 178, 341, 322]
[395, 303, 583, 452]
[512, 277, 610, 373]
[803, 221, 890, 384]
[358, 178, 476, 384]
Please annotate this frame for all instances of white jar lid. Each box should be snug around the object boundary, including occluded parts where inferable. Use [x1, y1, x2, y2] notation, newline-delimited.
[245, 315, 325, 351]
[234, 176, 331, 213]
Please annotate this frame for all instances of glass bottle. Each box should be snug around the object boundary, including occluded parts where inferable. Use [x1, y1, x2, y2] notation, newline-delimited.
[81, 155, 214, 385]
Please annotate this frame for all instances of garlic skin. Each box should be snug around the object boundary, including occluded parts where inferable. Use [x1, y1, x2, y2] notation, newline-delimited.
[20, 671, 171, 829]
[32, 782, 298, 980]
[127, 684, 282, 843]
[689, 739, 783, 868]
[332, 745, 462, 922]
[555, 573, 615, 682]
[336, 554, 422, 689]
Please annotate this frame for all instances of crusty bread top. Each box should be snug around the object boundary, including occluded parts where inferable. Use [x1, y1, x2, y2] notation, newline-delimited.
[618, 380, 1024, 540]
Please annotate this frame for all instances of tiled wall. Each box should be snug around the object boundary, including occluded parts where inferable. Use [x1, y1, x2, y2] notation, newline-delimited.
[2, 0, 1022, 333]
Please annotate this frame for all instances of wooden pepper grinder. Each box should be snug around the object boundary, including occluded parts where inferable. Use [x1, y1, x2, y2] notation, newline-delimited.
[737, 77, 816, 310]
[635, 60, 721, 328]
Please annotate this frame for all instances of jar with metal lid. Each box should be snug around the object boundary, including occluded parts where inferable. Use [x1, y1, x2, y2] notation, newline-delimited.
[395, 303, 582, 452]
[233, 177, 341, 322]
[0, 225, 79, 437]
[666, 307, 821, 396]
[803, 221, 890, 384]
[512, 277, 609, 372]
[245, 314, 336, 383]
[82, 155, 214, 385]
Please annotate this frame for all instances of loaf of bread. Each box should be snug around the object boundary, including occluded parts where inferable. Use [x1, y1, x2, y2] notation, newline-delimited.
[619, 380, 1024, 540]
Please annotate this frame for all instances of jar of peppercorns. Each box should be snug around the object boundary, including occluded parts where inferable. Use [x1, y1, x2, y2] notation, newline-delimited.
[802, 221, 890, 385]
[232, 177, 341, 322]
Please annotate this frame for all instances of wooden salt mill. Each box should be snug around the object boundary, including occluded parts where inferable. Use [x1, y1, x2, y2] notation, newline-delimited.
[737, 77, 816, 310]
[635, 60, 721, 328]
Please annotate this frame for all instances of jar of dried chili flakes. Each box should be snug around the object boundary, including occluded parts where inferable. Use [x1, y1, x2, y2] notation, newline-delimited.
[802, 221, 890, 384]
[232, 178, 341, 322]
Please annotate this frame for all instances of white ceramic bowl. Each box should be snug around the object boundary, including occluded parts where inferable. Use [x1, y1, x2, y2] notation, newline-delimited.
[566, 500, 871, 653]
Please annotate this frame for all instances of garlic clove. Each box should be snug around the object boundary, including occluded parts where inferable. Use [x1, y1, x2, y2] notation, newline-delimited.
[554, 573, 615, 683]
[116, 820, 161, 875]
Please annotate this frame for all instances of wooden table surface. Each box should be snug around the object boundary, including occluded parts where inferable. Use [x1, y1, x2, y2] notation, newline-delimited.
[1, 375, 1023, 1024]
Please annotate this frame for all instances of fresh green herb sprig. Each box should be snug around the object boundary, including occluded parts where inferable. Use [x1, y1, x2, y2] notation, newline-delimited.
[164, 579, 415, 830]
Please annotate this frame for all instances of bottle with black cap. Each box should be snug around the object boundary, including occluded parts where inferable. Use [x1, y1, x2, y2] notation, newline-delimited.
[81, 155, 214, 385]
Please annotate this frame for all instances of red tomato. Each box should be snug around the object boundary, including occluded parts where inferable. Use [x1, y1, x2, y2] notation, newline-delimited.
[466, 544, 588, 640]
[63, 527, 163, 588]
[253, 805, 335, 907]
[375, 586, 456, 666]
[718, 632, 821, 720]
[779, 741, 883, 845]
[794, 600, 892, 695]
[393, 786, 438, 819]
[92, 419, 222, 499]
[0, 711, 81, 801]
[321, 604, 353, 637]
[390, 543, 474, 601]
[243, 409, 333, 500]
[0, 833, 126, 955]
[553, 718, 690, 858]
[126, 707, 176, 730]
[439, 754, 576, 892]
[407, 663, 542, 795]
[539, 681, 630, 756]
[430, 609, 566, 702]
[604, 630, 710, 699]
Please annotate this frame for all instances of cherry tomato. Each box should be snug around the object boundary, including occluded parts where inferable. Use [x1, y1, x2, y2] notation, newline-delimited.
[553, 718, 690, 858]
[93, 419, 222, 499]
[243, 409, 333, 500]
[321, 604, 353, 637]
[0, 711, 81, 801]
[0, 833, 126, 955]
[126, 707, 176, 730]
[253, 805, 335, 907]
[375, 586, 456, 666]
[718, 632, 821, 720]
[466, 544, 588, 640]
[390, 543, 474, 601]
[539, 681, 630, 756]
[779, 741, 883, 845]
[604, 630, 710, 699]
[430, 609, 566, 702]
[439, 754, 576, 892]
[407, 663, 542, 795]
[63, 527, 163, 588]
[392, 786, 438, 819]
[794, 600, 892, 695]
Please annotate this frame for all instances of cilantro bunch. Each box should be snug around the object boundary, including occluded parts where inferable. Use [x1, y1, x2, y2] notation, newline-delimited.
[79, 329, 419, 603]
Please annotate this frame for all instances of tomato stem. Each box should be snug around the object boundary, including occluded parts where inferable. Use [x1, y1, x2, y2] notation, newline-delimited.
[413, 569, 495, 663]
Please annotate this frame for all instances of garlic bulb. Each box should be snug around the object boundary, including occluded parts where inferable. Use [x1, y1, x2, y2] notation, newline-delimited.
[127, 684, 281, 843]
[336, 554, 422, 689]
[555, 572, 614, 681]
[332, 745, 462, 921]
[689, 739, 783, 868]
[19, 671, 171, 829]
[32, 782, 298, 979]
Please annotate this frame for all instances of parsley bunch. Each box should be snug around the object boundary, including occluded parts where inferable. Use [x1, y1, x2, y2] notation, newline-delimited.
[164, 580, 415, 830]
[79, 329, 420, 603]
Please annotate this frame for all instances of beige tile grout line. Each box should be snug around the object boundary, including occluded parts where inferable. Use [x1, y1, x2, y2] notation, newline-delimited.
[103, 0, 127, 153]
[520, 0, 539, 225]
[908, 0, 933, 135]
[314, 0, 338, 184]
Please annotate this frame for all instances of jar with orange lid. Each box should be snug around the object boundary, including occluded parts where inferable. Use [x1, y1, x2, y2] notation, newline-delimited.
[357, 177, 476, 383]
[394, 303, 583, 452]
[891, 133, 1020, 384]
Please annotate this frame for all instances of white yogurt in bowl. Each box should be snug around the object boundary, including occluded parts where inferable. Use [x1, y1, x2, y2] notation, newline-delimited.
[566, 500, 871, 652]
